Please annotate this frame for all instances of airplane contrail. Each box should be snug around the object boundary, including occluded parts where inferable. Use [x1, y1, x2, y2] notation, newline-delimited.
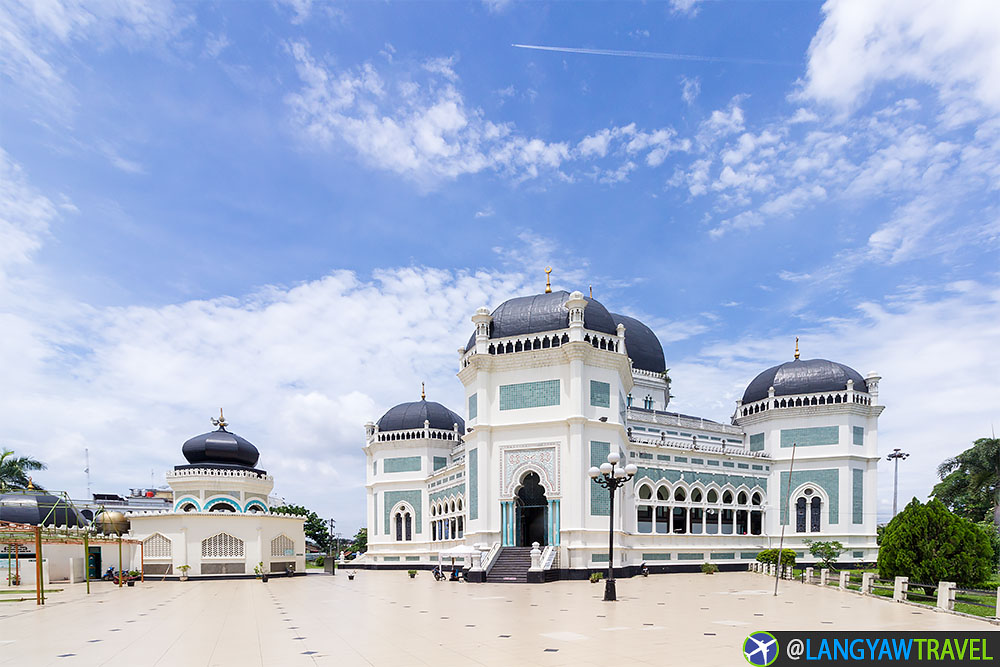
[511, 43, 795, 67]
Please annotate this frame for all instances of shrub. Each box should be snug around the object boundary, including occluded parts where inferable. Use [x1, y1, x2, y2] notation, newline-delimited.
[589, 572, 603, 583]
[878, 498, 993, 592]
[314, 556, 324, 567]
[701, 562, 718, 574]
[804, 540, 847, 570]
[756, 549, 796, 567]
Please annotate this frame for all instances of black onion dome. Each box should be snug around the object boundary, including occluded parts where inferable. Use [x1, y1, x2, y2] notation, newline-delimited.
[377, 399, 465, 433]
[181, 427, 260, 469]
[0, 491, 86, 527]
[610, 313, 666, 374]
[742, 358, 868, 404]
[465, 290, 618, 351]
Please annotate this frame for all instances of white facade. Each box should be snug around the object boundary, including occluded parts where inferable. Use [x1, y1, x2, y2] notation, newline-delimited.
[362, 290, 881, 574]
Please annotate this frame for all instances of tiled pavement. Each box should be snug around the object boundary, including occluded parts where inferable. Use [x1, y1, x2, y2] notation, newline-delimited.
[0, 572, 990, 666]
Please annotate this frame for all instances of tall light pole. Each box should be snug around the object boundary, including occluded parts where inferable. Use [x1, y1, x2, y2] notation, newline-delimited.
[328, 518, 336, 575]
[588, 452, 637, 602]
[887, 449, 910, 517]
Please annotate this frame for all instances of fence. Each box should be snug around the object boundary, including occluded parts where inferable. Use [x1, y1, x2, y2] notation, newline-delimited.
[748, 562, 999, 623]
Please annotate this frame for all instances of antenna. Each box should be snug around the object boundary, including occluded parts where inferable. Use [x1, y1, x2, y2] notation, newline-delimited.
[85, 448, 92, 499]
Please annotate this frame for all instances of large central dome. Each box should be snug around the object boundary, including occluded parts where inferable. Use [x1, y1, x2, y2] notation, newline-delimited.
[742, 358, 867, 404]
[181, 425, 260, 470]
[465, 290, 618, 351]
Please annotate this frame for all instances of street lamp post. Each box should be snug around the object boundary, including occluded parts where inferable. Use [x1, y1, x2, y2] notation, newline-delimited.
[588, 452, 638, 602]
[328, 518, 336, 575]
[887, 449, 910, 517]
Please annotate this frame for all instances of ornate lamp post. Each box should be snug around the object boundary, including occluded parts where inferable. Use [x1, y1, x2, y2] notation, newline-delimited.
[887, 449, 910, 517]
[589, 452, 637, 602]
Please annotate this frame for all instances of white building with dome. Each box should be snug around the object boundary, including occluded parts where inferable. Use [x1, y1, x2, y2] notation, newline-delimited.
[360, 285, 881, 581]
[126, 414, 306, 578]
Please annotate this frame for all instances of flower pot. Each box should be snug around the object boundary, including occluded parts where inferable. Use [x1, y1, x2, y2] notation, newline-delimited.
[348, 574, 355, 580]
[127, 580, 135, 587]
[179, 575, 188, 582]
[409, 573, 416, 579]
[261, 574, 268, 583]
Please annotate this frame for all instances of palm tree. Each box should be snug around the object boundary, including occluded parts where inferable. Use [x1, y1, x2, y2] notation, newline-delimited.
[0, 448, 47, 492]
[936, 438, 1000, 528]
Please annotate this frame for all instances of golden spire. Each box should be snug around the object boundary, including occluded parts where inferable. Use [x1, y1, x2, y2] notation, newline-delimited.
[589, 285, 593, 298]
[544, 266, 552, 293]
[212, 408, 228, 430]
[794, 337, 800, 360]
[421, 382, 426, 400]
[27, 476, 34, 490]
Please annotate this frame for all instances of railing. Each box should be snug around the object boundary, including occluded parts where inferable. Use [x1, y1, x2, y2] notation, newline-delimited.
[461, 328, 626, 368]
[627, 408, 744, 436]
[481, 542, 501, 575]
[737, 388, 873, 419]
[628, 435, 771, 459]
[369, 427, 461, 444]
[541, 545, 556, 570]
[167, 468, 272, 481]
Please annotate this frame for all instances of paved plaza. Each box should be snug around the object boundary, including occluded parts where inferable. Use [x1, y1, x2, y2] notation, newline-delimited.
[0, 572, 991, 666]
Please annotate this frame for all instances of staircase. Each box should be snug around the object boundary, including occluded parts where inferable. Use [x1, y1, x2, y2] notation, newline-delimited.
[485, 547, 533, 583]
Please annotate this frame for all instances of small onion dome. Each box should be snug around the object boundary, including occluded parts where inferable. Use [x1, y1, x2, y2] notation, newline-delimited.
[377, 399, 465, 433]
[610, 313, 666, 374]
[0, 490, 86, 527]
[466, 290, 618, 351]
[181, 417, 260, 470]
[94, 510, 130, 535]
[742, 358, 868, 404]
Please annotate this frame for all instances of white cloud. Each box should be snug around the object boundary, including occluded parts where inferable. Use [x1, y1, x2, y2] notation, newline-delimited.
[801, 0, 1000, 121]
[202, 32, 230, 59]
[669, 0, 704, 16]
[0, 149, 59, 285]
[276, 0, 312, 24]
[680, 75, 700, 106]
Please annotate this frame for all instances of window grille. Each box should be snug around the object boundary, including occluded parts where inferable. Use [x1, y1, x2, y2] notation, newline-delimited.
[143, 533, 172, 559]
[271, 534, 294, 557]
[201, 533, 245, 558]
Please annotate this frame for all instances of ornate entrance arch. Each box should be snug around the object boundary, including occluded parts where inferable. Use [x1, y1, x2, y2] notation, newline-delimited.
[515, 471, 548, 547]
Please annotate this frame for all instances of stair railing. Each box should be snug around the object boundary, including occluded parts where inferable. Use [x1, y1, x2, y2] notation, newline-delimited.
[541, 545, 556, 570]
[482, 542, 502, 576]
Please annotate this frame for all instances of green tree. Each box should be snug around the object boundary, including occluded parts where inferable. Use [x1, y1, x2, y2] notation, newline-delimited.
[756, 549, 796, 567]
[0, 448, 47, 492]
[271, 504, 333, 552]
[350, 527, 367, 554]
[878, 498, 992, 593]
[804, 539, 846, 570]
[932, 437, 1000, 526]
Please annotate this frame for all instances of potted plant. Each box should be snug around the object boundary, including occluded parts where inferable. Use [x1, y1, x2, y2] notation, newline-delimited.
[701, 562, 718, 575]
[407, 569, 417, 579]
[125, 570, 140, 586]
[347, 571, 355, 580]
[178, 565, 190, 582]
[589, 572, 603, 583]
[254, 562, 268, 583]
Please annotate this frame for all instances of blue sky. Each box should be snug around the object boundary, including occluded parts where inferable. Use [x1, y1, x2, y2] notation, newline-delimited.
[1, 0, 998, 534]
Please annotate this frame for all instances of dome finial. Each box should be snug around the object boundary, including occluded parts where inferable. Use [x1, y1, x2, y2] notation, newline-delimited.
[27, 476, 34, 490]
[211, 408, 228, 431]
[589, 284, 593, 298]
[544, 266, 553, 293]
[794, 337, 800, 360]
[421, 382, 426, 400]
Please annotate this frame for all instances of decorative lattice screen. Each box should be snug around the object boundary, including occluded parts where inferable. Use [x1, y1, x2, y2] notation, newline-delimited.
[143, 533, 172, 559]
[201, 533, 244, 558]
[270, 534, 294, 557]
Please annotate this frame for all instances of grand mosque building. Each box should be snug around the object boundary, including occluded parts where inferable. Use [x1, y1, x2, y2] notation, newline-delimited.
[359, 280, 882, 580]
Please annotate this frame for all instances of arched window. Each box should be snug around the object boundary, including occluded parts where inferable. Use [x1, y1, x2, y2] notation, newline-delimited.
[143, 533, 172, 559]
[201, 533, 244, 559]
[795, 497, 807, 532]
[751, 492, 762, 506]
[271, 534, 294, 558]
[638, 484, 652, 500]
[691, 488, 703, 503]
[405, 513, 412, 541]
[656, 486, 670, 502]
[722, 491, 734, 505]
[209, 501, 236, 513]
[674, 487, 686, 502]
[395, 512, 403, 541]
[737, 491, 748, 505]
[706, 489, 719, 504]
[794, 488, 822, 533]
[180, 503, 197, 513]
[810, 497, 822, 532]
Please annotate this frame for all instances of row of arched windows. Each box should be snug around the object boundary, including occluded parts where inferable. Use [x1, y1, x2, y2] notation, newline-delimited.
[430, 496, 464, 541]
[795, 488, 823, 533]
[740, 392, 871, 417]
[635, 484, 765, 536]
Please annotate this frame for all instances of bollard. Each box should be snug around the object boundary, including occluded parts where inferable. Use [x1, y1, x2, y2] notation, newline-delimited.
[893, 576, 908, 602]
[839, 571, 850, 590]
[528, 542, 542, 571]
[805, 567, 814, 584]
[937, 582, 955, 611]
[861, 572, 875, 595]
[820, 568, 829, 587]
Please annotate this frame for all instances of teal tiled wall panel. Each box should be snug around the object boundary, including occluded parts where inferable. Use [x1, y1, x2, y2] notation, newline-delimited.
[642, 553, 671, 560]
[433, 456, 447, 471]
[384, 456, 421, 473]
[635, 467, 767, 492]
[429, 483, 465, 504]
[780, 426, 839, 448]
[383, 490, 422, 534]
[590, 380, 611, 408]
[677, 553, 704, 561]
[468, 393, 478, 420]
[590, 441, 611, 516]
[592, 553, 609, 563]
[852, 468, 864, 524]
[468, 448, 478, 520]
[499, 380, 560, 410]
[779, 469, 839, 524]
[852, 426, 864, 446]
[749, 433, 765, 451]
[710, 552, 735, 560]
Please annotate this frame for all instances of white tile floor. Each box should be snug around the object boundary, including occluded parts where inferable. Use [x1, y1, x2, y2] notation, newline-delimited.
[0, 572, 991, 666]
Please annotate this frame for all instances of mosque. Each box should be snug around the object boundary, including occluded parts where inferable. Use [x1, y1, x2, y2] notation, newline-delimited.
[358, 274, 882, 580]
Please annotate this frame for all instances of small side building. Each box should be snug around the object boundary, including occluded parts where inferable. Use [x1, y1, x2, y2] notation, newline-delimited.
[128, 414, 306, 578]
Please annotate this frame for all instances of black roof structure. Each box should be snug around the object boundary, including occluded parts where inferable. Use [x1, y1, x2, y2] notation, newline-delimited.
[741, 358, 868, 404]
[377, 399, 465, 433]
[179, 426, 262, 472]
[610, 313, 666, 374]
[465, 290, 618, 351]
[0, 491, 86, 527]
